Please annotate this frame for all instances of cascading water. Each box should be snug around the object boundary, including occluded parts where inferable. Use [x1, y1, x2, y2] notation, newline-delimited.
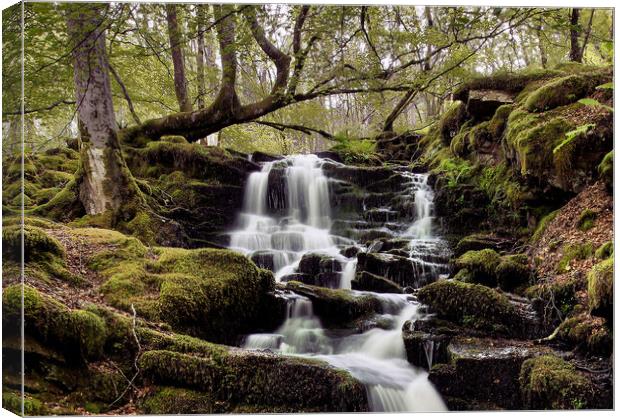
[231, 154, 448, 412]
[229, 155, 352, 280]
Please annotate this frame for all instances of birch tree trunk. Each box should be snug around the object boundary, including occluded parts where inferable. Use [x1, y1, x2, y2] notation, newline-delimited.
[66, 3, 143, 217]
[166, 4, 193, 112]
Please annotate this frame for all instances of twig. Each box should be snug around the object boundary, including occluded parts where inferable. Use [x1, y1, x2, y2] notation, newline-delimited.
[108, 304, 142, 408]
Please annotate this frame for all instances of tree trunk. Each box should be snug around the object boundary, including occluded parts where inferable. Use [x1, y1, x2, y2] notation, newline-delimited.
[166, 4, 192, 112]
[66, 3, 143, 216]
[536, 19, 547, 68]
[569, 8, 583, 62]
[195, 4, 207, 109]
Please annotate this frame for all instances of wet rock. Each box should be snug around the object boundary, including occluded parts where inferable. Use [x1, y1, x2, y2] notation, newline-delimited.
[357, 252, 434, 288]
[251, 251, 275, 271]
[416, 280, 544, 338]
[454, 234, 516, 257]
[340, 245, 361, 258]
[315, 151, 342, 163]
[251, 151, 282, 163]
[284, 282, 381, 327]
[351, 271, 402, 294]
[429, 337, 553, 409]
[280, 273, 314, 284]
[298, 253, 342, 278]
[376, 131, 423, 162]
[139, 349, 369, 412]
[322, 164, 395, 189]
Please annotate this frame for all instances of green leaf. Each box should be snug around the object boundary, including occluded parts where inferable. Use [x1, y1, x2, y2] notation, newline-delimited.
[578, 98, 614, 112]
[596, 82, 614, 90]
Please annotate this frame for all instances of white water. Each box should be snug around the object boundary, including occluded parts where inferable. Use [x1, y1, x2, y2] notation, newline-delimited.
[233, 154, 447, 412]
[229, 155, 353, 280]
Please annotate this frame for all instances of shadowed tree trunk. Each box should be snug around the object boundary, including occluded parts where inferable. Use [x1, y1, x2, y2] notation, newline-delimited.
[166, 4, 192, 112]
[195, 4, 207, 109]
[536, 19, 547, 68]
[66, 3, 144, 217]
[569, 8, 583, 62]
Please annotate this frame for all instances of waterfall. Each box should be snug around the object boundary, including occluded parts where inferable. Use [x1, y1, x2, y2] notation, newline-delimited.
[229, 154, 346, 281]
[233, 155, 447, 412]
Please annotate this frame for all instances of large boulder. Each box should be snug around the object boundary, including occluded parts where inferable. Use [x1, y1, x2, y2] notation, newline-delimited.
[519, 355, 597, 409]
[428, 337, 554, 410]
[139, 349, 368, 412]
[351, 271, 402, 293]
[416, 280, 528, 336]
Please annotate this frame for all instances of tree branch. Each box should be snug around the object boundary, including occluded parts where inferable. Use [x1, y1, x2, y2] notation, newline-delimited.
[255, 120, 333, 139]
[109, 64, 141, 125]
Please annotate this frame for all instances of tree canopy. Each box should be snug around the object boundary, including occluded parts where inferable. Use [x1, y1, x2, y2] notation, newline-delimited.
[2, 4, 613, 155]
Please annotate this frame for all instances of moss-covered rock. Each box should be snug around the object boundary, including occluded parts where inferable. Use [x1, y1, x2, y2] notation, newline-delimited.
[519, 355, 594, 409]
[595, 241, 613, 260]
[524, 75, 591, 112]
[576, 208, 597, 231]
[285, 281, 381, 327]
[2, 285, 107, 362]
[416, 280, 521, 333]
[140, 386, 216, 414]
[139, 349, 368, 412]
[598, 150, 613, 190]
[556, 314, 612, 356]
[2, 391, 46, 416]
[587, 258, 613, 322]
[495, 255, 531, 292]
[2, 224, 77, 284]
[93, 237, 278, 342]
[439, 101, 468, 145]
[454, 249, 501, 286]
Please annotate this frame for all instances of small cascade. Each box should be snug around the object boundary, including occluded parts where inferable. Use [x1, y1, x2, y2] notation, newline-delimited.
[340, 259, 357, 289]
[243, 293, 332, 355]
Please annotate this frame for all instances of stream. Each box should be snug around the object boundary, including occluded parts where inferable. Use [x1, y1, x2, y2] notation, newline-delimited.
[229, 154, 448, 412]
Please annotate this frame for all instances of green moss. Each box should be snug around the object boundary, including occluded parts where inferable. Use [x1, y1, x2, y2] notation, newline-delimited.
[530, 210, 559, 243]
[598, 151, 613, 189]
[160, 135, 189, 144]
[576, 209, 597, 231]
[27, 180, 83, 221]
[454, 249, 502, 286]
[141, 387, 214, 414]
[595, 241, 613, 260]
[556, 243, 594, 273]
[417, 280, 520, 330]
[556, 314, 612, 355]
[2, 225, 78, 285]
[2, 285, 107, 361]
[2, 391, 45, 416]
[439, 101, 468, 145]
[519, 355, 593, 409]
[524, 75, 591, 112]
[495, 255, 531, 292]
[138, 349, 368, 412]
[587, 258, 613, 321]
[453, 68, 564, 102]
[505, 112, 574, 177]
